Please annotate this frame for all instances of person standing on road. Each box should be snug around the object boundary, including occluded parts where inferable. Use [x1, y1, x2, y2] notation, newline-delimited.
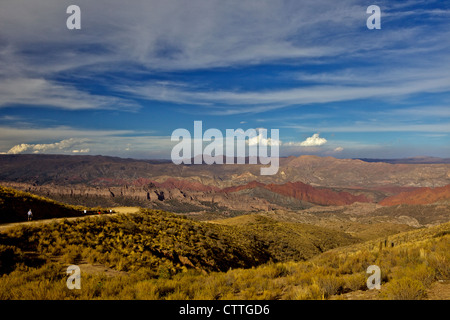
[27, 209, 33, 221]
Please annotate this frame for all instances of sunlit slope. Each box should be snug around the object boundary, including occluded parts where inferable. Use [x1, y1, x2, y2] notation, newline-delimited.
[1, 209, 358, 276]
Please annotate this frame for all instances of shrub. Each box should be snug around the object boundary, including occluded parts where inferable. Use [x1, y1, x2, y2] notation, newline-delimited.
[133, 280, 160, 299]
[61, 245, 82, 264]
[383, 278, 426, 300]
[343, 272, 367, 291]
[314, 275, 343, 298]
[402, 264, 436, 287]
[157, 263, 173, 280]
[294, 284, 324, 300]
[263, 263, 290, 279]
[427, 252, 449, 279]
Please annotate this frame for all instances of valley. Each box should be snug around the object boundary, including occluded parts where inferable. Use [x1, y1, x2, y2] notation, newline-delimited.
[0, 154, 449, 300]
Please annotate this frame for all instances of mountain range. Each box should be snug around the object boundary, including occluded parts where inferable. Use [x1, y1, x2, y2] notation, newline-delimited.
[0, 154, 449, 215]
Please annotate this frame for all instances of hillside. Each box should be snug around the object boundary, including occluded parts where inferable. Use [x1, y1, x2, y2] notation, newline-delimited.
[209, 214, 358, 261]
[0, 209, 358, 277]
[0, 209, 447, 300]
[0, 185, 91, 223]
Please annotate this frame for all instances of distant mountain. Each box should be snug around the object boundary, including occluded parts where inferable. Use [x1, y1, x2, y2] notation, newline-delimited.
[281, 155, 450, 188]
[1, 154, 449, 188]
[357, 156, 450, 164]
[0, 154, 449, 211]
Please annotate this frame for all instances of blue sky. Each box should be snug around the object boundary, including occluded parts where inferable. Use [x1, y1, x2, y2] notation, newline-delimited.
[0, 0, 449, 159]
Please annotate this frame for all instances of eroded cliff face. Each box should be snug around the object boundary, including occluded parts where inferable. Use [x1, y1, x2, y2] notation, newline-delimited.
[0, 181, 278, 213]
[1, 155, 449, 213]
[3, 175, 449, 214]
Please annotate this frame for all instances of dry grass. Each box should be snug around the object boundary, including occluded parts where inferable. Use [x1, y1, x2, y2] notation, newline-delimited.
[0, 210, 448, 300]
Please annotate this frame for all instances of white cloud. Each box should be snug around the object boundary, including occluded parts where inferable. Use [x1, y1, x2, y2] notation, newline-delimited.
[334, 147, 344, 152]
[298, 133, 327, 147]
[72, 148, 90, 153]
[0, 0, 349, 75]
[283, 133, 327, 147]
[0, 0, 449, 115]
[5, 143, 29, 154]
[0, 125, 174, 159]
[1, 138, 89, 154]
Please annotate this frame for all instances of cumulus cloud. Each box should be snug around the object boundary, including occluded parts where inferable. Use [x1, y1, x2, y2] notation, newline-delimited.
[284, 133, 327, 147]
[1, 138, 90, 154]
[299, 133, 327, 147]
[334, 147, 344, 152]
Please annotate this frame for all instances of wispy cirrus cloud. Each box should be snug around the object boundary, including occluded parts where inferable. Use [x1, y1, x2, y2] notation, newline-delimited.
[282, 122, 450, 133]
[119, 73, 450, 115]
[0, 77, 140, 111]
[2, 0, 449, 114]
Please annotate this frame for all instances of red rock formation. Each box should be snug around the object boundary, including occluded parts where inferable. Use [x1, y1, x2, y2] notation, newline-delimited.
[379, 184, 450, 206]
[222, 180, 371, 205]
